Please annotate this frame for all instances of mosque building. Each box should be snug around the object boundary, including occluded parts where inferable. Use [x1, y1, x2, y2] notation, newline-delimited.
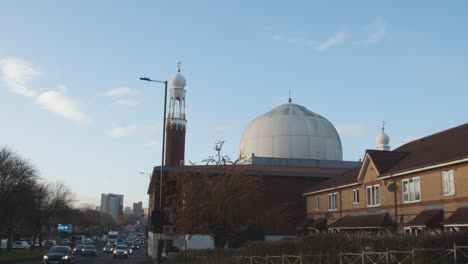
[146, 67, 468, 259]
[146, 67, 359, 256]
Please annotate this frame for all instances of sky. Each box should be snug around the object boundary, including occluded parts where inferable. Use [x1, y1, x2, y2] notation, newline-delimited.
[1, 1, 467, 209]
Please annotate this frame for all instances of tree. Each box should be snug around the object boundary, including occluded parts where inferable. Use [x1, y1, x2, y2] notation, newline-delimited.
[0, 146, 39, 249]
[167, 141, 265, 248]
[29, 181, 74, 250]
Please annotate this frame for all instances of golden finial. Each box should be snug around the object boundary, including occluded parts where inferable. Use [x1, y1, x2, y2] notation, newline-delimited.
[288, 90, 292, 103]
[177, 61, 182, 72]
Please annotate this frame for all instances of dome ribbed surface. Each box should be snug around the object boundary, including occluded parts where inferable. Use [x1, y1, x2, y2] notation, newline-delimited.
[239, 103, 343, 160]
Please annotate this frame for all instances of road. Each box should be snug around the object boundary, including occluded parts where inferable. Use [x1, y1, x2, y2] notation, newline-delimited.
[19, 247, 154, 264]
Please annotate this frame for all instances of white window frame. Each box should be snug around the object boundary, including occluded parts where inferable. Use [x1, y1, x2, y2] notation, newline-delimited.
[402, 177, 421, 203]
[314, 196, 320, 211]
[442, 170, 455, 196]
[328, 193, 338, 211]
[366, 184, 381, 207]
[352, 188, 360, 204]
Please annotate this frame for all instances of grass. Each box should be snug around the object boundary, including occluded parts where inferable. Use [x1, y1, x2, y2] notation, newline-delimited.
[0, 248, 48, 262]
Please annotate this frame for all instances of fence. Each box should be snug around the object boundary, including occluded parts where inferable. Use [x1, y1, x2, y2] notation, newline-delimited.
[234, 244, 468, 264]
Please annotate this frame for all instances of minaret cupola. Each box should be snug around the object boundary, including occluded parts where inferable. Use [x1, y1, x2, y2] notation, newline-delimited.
[376, 121, 390, 151]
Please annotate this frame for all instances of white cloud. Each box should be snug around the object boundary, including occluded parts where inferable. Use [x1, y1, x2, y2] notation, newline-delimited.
[108, 124, 136, 137]
[0, 57, 39, 97]
[0, 57, 91, 125]
[317, 30, 349, 51]
[272, 34, 317, 48]
[102, 87, 138, 97]
[36, 90, 91, 125]
[366, 19, 386, 43]
[107, 123, 159, 138]
[336, 124, 371, 138]
[114, 99, 140, 107]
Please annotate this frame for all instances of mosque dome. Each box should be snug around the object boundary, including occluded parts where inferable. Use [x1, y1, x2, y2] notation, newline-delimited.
[171, 72, 186, 88]
[239, 102, 343, 160]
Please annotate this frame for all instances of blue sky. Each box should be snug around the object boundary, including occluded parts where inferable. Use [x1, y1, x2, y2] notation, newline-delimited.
[1, 0, 467, 208]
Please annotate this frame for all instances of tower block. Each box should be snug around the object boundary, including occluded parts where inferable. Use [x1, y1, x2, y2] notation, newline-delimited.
[165, 64, 187, 166]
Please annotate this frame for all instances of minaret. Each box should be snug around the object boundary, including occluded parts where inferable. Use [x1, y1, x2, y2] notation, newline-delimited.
[165, 62, 187, 166]
[376, 121, 390, 151]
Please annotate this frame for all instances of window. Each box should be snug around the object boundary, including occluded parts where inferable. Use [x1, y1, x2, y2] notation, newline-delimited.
[366, 184, 380, 207]
[314, 196, 320, 211]
[328, 193, 338, 211]
[442, 170, 455, 196]
[402, 177, 421, 203]
[353, 188, 360, 204]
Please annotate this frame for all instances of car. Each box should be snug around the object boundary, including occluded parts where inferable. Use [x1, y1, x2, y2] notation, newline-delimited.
[81, 245, 97, 256]
[47, 240, 57, 246]
[132, 243, 140, 250]
[43, 246, 74, 264]
[12, 241, 30, 249]
[102, 243, 114, 253]
[60, 239, 71, 245]
[113, 245, 129, 259]
[126, 245, 133, 255]
[84, 238, 92, 244]
[73, 244, 85, 254]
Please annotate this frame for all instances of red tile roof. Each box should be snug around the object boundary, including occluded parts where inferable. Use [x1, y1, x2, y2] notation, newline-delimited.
[366, 150, 408, 175]
[303, 166, 361, 194]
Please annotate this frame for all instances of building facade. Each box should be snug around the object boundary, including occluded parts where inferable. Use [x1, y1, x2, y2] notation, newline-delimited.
[133, 201, 144, 216]
[302, 123, 468, 236]
[100, 193, 124, 219]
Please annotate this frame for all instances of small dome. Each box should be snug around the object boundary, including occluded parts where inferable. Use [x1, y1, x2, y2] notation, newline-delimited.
[171, 72, 186, 88]
[376, 128, 390, 151]
[239, 103, 343, 160]
[376, 129, 390, 145]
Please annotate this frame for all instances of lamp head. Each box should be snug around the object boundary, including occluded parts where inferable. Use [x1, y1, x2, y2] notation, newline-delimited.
[140, 77, 151, 81]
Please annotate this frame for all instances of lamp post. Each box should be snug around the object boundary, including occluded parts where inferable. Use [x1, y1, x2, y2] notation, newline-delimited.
[140, 76, 168, 263]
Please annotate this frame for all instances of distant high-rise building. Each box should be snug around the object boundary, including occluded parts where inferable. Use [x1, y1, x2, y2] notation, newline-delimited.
[100, 193, 124, 219]
[124, 206, 133, 215]
[133, 201, 144, 216]
[95, 205, 100, 211]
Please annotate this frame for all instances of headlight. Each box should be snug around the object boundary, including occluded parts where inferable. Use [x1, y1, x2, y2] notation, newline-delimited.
[62, 255, 69, 260]
[43, 255, 48, 259]
[124, 251, 128, 254]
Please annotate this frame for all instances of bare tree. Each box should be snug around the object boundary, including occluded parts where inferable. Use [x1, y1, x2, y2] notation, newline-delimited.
[167, 142, 264, 248]
[0, 146, 39, 249]
[30, 181, 74, 250]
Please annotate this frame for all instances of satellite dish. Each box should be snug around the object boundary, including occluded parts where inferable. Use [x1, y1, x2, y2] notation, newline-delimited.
[387, 183, 397, 192]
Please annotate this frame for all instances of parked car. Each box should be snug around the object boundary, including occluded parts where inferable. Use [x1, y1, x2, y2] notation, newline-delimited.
[73, 244, 85, 254]
[47, 240, 57, 246]
[12, 241, 30, 249]
[82, 244, 97, 256]
[43, 246, 74, 264]
[60, 239, 71, 245]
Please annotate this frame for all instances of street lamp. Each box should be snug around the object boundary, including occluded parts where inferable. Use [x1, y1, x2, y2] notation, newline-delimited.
[140, 76, 168, 263]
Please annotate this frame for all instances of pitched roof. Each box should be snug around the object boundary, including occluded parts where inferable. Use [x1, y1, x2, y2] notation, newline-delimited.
[328, 213, 393, 229]
[365, 150, 408, 175]
[303, 166, 361, 194]
[407, 209, 443, 228]
[385, 123, 468, 175]
[304, 123, 468, 195]
[442, 207, 468, 226]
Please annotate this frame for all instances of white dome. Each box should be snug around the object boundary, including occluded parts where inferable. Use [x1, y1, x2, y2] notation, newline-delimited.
[171, 72, 186, 88]
[376, 130, 390, 145]
[239, 103, 343, 160]
[376, 129, 390, 151]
